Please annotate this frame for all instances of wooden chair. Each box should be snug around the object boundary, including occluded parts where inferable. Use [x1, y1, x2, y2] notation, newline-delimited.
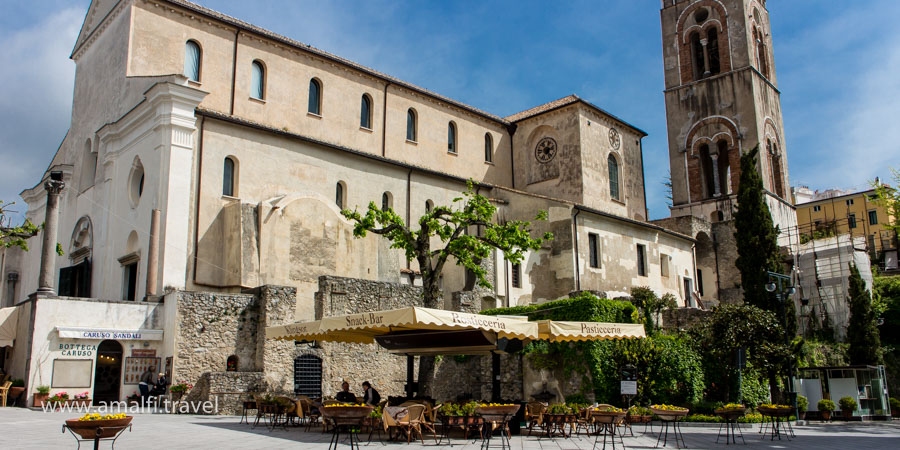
[381, 405, 407, 441]
[398, 404, 426, 444]
[0, 381, 12, 407]
[525, 402, 547, 436]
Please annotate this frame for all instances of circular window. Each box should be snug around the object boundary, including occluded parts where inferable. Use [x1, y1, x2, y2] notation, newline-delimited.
[128, 159, 145, 208]
[694, 8, 709, 24]
[608, 128, 621, 150]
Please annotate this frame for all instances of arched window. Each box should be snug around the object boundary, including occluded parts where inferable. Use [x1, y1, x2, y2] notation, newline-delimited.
[447, 122, 457, 153]
[406, 109, 417, 142]
[757, 29, 770, 78]
[80, 138, 97, 190]
[770, 142, 784, 198]
[360, 94, 372, 128]
[335, 182, 345, 209]
[308, 78, 321, 115]
[250, 60, 265, 100]
[381, 192, 392, 210]
[223, 157, 236, 196]
[226, 355, 238, 372]
[484, 133, 493, 163]
[184, 40, 201, 82]
[608, 154, 620, 201]
[690, 32, 705, 80]
[425, 199, 434, 213]
[706, 28, 720, 75]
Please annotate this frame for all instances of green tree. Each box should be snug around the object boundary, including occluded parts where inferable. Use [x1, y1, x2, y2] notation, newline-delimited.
[630, 286, 676, 335]
[0, 200, 40, 251]
[341, 180, 553, 395]
[846, 263, 883, 365]
[872, 168, 899, 234]
[874, 275, 900, 348]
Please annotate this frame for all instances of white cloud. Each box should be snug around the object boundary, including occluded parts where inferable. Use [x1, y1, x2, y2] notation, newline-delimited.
[0, 7, 82, 214]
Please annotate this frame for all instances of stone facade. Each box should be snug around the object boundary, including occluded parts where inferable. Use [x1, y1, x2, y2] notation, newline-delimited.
[661, 307, 712, 331]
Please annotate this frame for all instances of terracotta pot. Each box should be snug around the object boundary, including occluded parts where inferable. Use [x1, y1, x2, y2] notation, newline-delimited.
[842, 409, 853, 419]
[8, 387, 24, 405]
[33, 393, 49, 407]
[821, 410, 832, 421]
[65, 416, 133, 439]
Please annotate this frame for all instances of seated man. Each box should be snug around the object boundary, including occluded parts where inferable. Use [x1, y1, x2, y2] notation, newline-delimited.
[335, 381, 356, 403]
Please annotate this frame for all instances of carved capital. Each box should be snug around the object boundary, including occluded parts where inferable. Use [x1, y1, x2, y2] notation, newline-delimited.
[44, 179, 65, 195]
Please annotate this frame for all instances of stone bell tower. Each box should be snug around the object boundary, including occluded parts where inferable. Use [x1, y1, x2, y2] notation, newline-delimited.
[657, 0, 798, 305]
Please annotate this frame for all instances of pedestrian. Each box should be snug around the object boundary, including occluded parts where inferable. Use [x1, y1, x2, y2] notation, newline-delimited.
[139, 365, 155, 404]
[335, 381, 357, 403]
[361, 381, 381, 406]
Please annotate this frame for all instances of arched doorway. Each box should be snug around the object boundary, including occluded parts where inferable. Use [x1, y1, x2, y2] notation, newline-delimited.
[93, 340, 123, 405]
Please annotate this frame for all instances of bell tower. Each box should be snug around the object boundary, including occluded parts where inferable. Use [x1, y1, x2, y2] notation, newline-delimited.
[660, 0, 794, 227]
[657, 0, 797, 305]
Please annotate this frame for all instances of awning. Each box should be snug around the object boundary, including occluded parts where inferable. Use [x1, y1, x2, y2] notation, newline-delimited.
[56, 326, 164, 341]
[538, 320, 646, 342]
[0, 306, 18, 347]
[267, 306, 539, 345]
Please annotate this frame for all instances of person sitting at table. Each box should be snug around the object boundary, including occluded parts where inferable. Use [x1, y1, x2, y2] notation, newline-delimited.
[361, 381, 381, 406]
[335, 381, 356, 403]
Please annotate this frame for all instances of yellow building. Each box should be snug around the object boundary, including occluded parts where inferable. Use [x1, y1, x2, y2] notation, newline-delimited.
[793, 186, 898, 266]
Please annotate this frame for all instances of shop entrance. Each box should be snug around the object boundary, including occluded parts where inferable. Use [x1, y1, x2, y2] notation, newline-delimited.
[93, 340, 123, 405]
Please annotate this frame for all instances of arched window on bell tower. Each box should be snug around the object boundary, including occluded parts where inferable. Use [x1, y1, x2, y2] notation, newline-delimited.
[690, 31, 705, 80]
[706, 27, 720, 75]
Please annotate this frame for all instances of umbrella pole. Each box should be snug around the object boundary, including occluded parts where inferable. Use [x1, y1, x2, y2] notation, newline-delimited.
[492, 352, 501, 402]
[406, 355, 415, 399]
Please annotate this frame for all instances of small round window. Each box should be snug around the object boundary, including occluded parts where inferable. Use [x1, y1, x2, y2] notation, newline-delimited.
[129, 158, 145, 208]
[694, 8, 709, 24]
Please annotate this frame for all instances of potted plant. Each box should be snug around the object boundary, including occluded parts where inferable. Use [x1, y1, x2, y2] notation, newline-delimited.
[890, 398, 900, 418]
[714, 403, 747, 420]
[462, 401, 479, 425]
[34, 385, 50, 407]
[817, 399, 835, 422]
[169, 381, 193, 402]
[838, 396, 857, 420]
[65, 413, 132, 439]
[71, 391, 91, 407]
[650, 404, 690, 421]
[8, 379, 25, 406]
[627, 405, 652, 424]
[48, 391, 70, 408]
[796, 395, 808, 420]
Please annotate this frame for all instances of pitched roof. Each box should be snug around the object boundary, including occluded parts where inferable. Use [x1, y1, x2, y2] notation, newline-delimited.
[505, 94, 647, 137]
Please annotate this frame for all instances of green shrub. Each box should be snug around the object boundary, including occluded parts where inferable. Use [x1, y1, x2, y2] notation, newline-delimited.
[797, 395, 808, 412]
[564, 393, 587, 405]
[817, 399, 835, 412]
[890, 397, 900, 412]
[36, 385, 50, 394]
[838, 396, 857, 411]
[684, 414, 721, 423]
[11, 379, 24, 388]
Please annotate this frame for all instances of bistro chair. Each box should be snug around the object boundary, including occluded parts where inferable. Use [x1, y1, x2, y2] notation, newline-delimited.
[0, 381, 12, 407]
[525, 402, 547, 436]
[398, 404, 426, 444]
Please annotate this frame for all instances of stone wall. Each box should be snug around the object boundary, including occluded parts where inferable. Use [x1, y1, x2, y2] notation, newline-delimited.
[186, 371, 267, 415]
[432, 353, 524, 402]
[661, 307, 712, 331]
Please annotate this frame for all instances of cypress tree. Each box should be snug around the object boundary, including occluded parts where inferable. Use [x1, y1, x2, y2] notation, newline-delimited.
[733, 146, 795, 334]
[847, 263, 883, 365]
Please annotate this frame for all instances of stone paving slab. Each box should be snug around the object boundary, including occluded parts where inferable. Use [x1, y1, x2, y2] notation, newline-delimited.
[1, 408, 898, 449]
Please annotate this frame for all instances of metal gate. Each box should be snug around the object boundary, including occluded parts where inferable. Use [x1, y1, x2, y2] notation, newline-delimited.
[293, 355, 322, 398]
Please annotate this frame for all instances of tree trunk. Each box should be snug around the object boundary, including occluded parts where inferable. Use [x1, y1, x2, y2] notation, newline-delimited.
[416, 269, 441, 398]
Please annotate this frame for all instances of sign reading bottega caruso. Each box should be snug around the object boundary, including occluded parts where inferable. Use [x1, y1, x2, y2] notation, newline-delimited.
[56, 326, 164, 341]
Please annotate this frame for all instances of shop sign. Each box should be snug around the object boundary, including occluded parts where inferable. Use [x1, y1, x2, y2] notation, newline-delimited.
[56, 326, 164, 341]
[58, 343, 96, 357]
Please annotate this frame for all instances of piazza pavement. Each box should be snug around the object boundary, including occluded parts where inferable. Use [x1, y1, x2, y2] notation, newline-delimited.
[1, 407, 898, 449]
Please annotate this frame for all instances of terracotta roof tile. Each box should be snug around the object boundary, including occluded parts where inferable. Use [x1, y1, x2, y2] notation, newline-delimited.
[504, 94, 581, 122]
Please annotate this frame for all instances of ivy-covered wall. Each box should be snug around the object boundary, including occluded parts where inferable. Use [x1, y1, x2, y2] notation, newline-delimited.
[483, 292, 704, 405]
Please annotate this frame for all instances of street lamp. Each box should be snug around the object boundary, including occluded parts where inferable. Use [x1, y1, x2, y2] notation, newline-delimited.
[766, 271, 798, 423]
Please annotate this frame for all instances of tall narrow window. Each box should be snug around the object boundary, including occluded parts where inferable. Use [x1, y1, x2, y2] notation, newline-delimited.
[184, 40, 201, 82]
[360, 94, 372, 128]
[425, 199, 434, 213]
[484, 133, 493, 163]
[608, 154, 620, 201]
[123, 262, 138, 301]
[758, 37, 770, 78]
[588, 233, 600, 268]
[636, 244, 646, 276]
[406, 109, 417, 141]
[697, 269, 704, 296]
[690, 32, 705, 80]
[660, 254, 670, 277]
[335, 182, 344, 209]
[308, 79, 321, 115]
[511, 263, 521, 288]
[706, 28, 720, 75]
[223, 157, 235, 196]
[382, 192, 392, 210]
[250, 60, 265, 100]
[848, 213, 857, 229]
[868, 210, 878, 225]
[447, 122, 457, 153]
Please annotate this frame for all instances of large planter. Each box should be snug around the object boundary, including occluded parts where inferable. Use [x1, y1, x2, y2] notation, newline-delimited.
[8, 386, 25, 405]
[758, 406, 792, 418]
[650, 407, 689, 421]
[820, 410, 832, 421]
[440, 415, 465, 426]
[64, 416, 133, 439]
[321, 405, 374, 425]
[33, 393, 49, 407]
[714, 407, 747, 421]
[626, 414, 652, 424]
[841, 409, 854, 420]
[592, 410, 627, 425]
[476, 405, 520, 420]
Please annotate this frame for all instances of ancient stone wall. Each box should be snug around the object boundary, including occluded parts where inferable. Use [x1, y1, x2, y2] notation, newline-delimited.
[661, 307, 713, 330]
[186, 371, 267, 415]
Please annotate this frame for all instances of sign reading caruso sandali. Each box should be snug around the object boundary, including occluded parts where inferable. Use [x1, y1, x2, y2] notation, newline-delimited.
[56, 326, 164, 341]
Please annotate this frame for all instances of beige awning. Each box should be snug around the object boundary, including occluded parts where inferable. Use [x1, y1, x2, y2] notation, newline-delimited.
[538, 320, 645, 342]
[0, 306, 19, 347]
[267, 306, 538, 344]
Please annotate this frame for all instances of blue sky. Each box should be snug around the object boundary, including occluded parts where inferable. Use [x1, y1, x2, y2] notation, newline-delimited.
[1, 0, 898, 221]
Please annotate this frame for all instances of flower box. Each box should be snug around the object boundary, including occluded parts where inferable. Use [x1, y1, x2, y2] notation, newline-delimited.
[650, 406, 689, 421]
[65, 416, 133, 439]
[714, 407, 747, 420]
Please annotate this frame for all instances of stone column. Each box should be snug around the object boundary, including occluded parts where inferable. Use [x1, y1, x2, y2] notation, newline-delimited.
[145, 209, 161, 296]
[700, 38, 711, 77]
[36, 175, 65, 295]
[710, 154, 721, 197]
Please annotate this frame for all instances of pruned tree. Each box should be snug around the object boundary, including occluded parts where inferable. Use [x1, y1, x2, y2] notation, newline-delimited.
[1, 200, 40, 251]
[846, 263, 883, 365]
[630, 286, 676, 334]
[341, 180, 553, 394]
